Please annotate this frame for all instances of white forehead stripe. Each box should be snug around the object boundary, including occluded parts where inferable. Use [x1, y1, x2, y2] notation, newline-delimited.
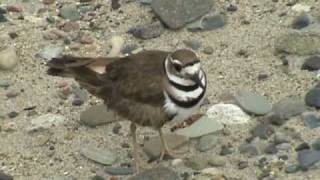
[172, 59, 182, 65]
[182, 62, 200, 75]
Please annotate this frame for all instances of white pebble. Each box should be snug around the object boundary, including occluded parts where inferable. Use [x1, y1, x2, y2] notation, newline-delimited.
[292, 4, 311, 13]
[206, 104, 250, 125]
[171, 159, 183, 166]
[0, 47, 18, 70]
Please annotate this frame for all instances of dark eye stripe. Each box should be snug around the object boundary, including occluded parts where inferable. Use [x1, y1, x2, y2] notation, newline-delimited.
[183, 60, 200, 67]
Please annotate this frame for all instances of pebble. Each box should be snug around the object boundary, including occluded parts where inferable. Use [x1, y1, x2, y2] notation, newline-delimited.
[139, 0, 153, 5]
[264, 144, 278, 154]
[302, 111, 320, 129]
[201, 168, 224, 177]
[239, 143, 259, 156]
[91, 175, 104, 180]
[80, 34, 95, 44]
[171, 159, 183, 166]
[104, 167, 134, 175]
[6, 5, 22, 13]
[6, 90, 19, 98]
[251, 123, 274, 140]
[274, 132, 290, 145]
[0, 80, 11, 88]
[43, 29, 68, 40]
[285, 164, 300, 173]
[234, 91, 272, 115]
[302, 56, 320, 71]
[80, 146, 117, 165]
[143, 134, 188, 160]
[72, 97, 83, 106]
[208, 155, 226, 167]
[60, 21, 80, 32]
[0, 47, 18, 70]
[187, 15, 225, 32]
[8, 111, 19, 118]
[197, 133, 218, 152]
[276, 143, 291, 151]
[38, 45, 63, 60]
[305, 84, 320, 108]
[151, 0, 213, 29]
[183, 40, 201, 50]
[175, 115, 223, 138]
[2, 121, 17, 132]
[206, 104, 250, 125]
[295, 142, 310, 151]
[298, 149, 320, 170]
[227, 4, 238, 12]
[121, 44, 138, 55]
[0, 172, 13, 180]
[203, 46, 214, 54]
[238, 161, 249, 169]
[220, 145, 233, 156]
[27, 113, 65, 132]
[128, 21, 164, 40]
[80, 105, 116, 127]
[128, 166, 180, 180]
[185, 155, 208, 170]
[292, 14, 310, 29]
[311, 138, 320, 151]
[291, 4, 311, 13]
[60, 4, 81, 21]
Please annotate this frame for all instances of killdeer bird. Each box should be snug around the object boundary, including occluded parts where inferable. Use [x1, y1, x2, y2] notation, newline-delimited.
[47, 49, 207, 172]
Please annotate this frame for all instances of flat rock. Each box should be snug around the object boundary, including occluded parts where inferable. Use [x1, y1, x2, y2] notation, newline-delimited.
[197, 133, 218, 152]
[251, 123, 274, 139]
[28, 113, 65, 132]
[302, 56, 320, 71]
[234, 91, 272, 115]
[305, 85, 320, 108]
[104, 166, 134, 175]
[0, 80, 10, 88]
[297, 149, 320, 170]
[0, 47, 18, 70]
[0, 172, 13, 180]
[208, 155, 226, 167]
[239, 143, 259, 156]
[206, 104, 250, 125]
[185, 155, 208, 170]
[311, 138, 320, 151]
[175, 115, 223, 138]
[187, 15, 225, 32]
[275, 32, 320, 55]
[128, 21, 164, 39]
[151, 0, 213, 29]
[302, 111, 320, 129]
[128, 166, 181, 180]
[80, 104, 116, 127]
[80, 146, 117, 165]
[38, 45, 63, 60]
[143, 134, 188, 160]
[60, 4, 80, 21]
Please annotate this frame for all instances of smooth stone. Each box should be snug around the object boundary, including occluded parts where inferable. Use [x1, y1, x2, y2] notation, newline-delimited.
[128, 166, 181, 180]
[285, 164, 300, 173]
[183, 40, 201, 50]
[80, 146, 117, 165]
[197, 133, 218, 152]
[305, 85, 320, 108]
[292, 4, 311, 13]
[234, 91, 272, 115]
[60, 4, 80, 21]
[0, 80, 10, 88]
[171, 159, 183, 166]
[38, 45, 63, 60]
[264, 144, 278, 154]
[275, 32, 320, 55]
[302, 111, 320, 128]
[295, 142, 310, 151]
[72, 84, 88, 102]
[208, 155, 226, 167]
[311, 138, 320, 151]
[274, 132, 290, 145]
[0, 47, 18, 70]
[187, 15, 225, 31]
[220, 145, 233, 156]
[238, 161, 249, 170]
[151, 0, 213, 29]
[185, 155, 208, 170]
[239, 143, 259, 156]
[143, 134, 188, 160]
[28, 113, 65, 132]
[91, 175, 104, 180]
[128, 21, 164, 40]
[175, 115, 223, 138]
[292, 14, 310, 29]
[80, 104, 116, 127]
[104, 166, 134, 175]
[203, 46, 214, 54]
[201, 168, 224, 177]
[0, 172, 13, 180]
[251, 124, 274, 139]
[206, 104, 250, 125]
[302, 56, 320, 71]
[276, 143, 291, 151]
[298, 149, 320, 170]
[139, 0, 153, 4]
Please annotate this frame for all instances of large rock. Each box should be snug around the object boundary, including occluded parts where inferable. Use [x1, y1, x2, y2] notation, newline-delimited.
[80, 104, 116, 127]
[129, 166, 181, 180]
[28, 113, 65, 132]
[298, 149, 320, 170]
[80, 146, 117, 165]
[234, 91, 272, 115]
[151, 0, 213, 29]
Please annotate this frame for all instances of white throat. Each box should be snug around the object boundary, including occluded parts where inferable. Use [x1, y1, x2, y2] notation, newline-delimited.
[164, 57, 195, 86]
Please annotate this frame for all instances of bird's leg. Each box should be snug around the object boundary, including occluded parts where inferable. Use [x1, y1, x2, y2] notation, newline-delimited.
[158, 128, 179, 160]
[130, 123, 141, 173]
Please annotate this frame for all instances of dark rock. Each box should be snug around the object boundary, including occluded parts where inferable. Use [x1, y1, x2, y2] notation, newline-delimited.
[258, 74, 268, 81]
[0, 172, 13, 180]
[227, 4, 238, 12]
[311, 138, 320, 151]
[183, 40, 201, 50]
[238, 161, 249, 169]
[302, 56, 320, 71]
[251, 124, 274, 140]
[303, 112, 320, 129]
[295, 142, 310, 152]
[128, 21, 164, 39]
[8, 111, 18, 118]
[72, 97, 83, 106]
[239, 143, 259, 156]
[274, 132, 290, 145]
[220, 145, 233, 156]
[305, 85, 320, 108]
[91, 175, 104, 180]
[279, 154, 288, 161]
[0, 14, 7, 23]
[121, 44, 138, 55]
[187, 15, 225, 32]
[297, 149, 320, 170]
[105, 166, 134, 175]
[151, 0, 213, 29]
[128, 166, 181, 180]
[234, 91, 272, 115]
[276, 143, 291, 151]
[285, 164, 300, 173]
[264, 144, 278, 154]
[111, 0, 121, 10]
[112, 123, 121, 134]
[292, 14, 310, 29]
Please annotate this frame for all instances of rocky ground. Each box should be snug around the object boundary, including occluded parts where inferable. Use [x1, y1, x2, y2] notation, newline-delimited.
[1, 0, 320, 180]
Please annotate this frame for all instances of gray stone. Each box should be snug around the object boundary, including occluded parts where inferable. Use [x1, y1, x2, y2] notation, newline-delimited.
[206, 104, 250, 125]
[251, 124, 274, 140]
[104, 167, 134, 175]
[80, 104, 116, 127]
[305, 85, 320, 108]
[302, 111, 320, 129]
[129, 166, 181, 180]
[60, 4, 80, 21]
[0, 47, 18, 70]
[185, 155, 208, 170]
[183, 40, 201, 50]
[238, 161, 249, 170]
[276, 143, 292, 151]
[80, 146, 117, 165]
[139, 0, 153, 5]
[203, 46, 214, 54]
[151, 0, 213, 29]
[38, 45, 63, 60]
[220, 145, 233, 156]
[0, 172, 13, 180]
[175, 115, 223, 138]
[295, 142, 310, 152]
[275, 32, 320, 55]
[298, 149, 320, 170]
[143, 134, 188, 160]
[302, 56, 320, 71]
[292, 14, 310, 29]
[234, 91, 272, 115]
[28, 113, 65, 132]
[207, 155, 226, 167]
[187, 15, 225, 32]
[311, 138, 320, 151]
[264, 144, 278, 154]
[197, 133, 218, 152]
[239, 143, 259, 156]
[274, 132, 290, 145]
[0, 80, 10, 88]
[128, 21, 164, 39]
[285, 164, 300, 173]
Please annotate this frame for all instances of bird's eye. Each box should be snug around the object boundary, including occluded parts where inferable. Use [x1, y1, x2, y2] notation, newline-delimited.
[173, 63, 182, 72]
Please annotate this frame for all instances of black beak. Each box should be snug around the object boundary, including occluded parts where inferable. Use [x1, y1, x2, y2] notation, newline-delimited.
[190, 73, 204, 88]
